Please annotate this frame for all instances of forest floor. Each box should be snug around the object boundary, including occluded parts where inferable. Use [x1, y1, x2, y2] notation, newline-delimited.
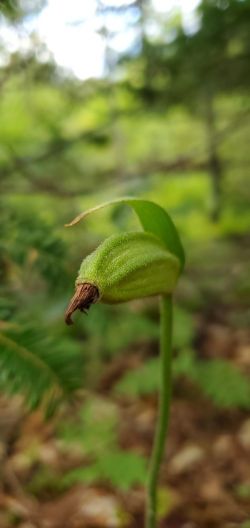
[1, 320, 250, 528]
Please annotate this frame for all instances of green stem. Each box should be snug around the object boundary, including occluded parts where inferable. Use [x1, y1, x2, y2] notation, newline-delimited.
[146, 294, 173, 528]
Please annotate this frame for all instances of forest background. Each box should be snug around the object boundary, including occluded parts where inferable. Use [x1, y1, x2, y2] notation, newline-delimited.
[0, 1, 250, 527]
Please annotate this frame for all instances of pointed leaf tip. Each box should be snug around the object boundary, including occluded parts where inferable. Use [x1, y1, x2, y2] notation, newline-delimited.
[65, 197, 185, 271]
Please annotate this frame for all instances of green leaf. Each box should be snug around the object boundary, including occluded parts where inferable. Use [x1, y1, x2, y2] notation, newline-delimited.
[62, 450, 147, 490]
[115, 358, 160, 397]
[65, 197, 185, 271]
[115, 351, 250, 410]
[59, 396, 118, 455]
[95, 450, 147, 490]
[0, 325, 83, 413]
[175, 353, 250, 409]
[235, 483, 250, 500]
[193, 359, 250, 409]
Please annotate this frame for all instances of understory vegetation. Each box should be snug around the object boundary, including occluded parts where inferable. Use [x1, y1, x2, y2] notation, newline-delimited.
[0, 0, 250, 526]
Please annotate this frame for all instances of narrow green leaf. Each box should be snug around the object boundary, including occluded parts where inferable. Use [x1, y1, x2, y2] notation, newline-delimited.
[65, 197, 185, 271]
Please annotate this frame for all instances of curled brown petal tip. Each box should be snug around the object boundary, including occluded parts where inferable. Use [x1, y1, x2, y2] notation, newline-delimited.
[65, 283, 99, 325]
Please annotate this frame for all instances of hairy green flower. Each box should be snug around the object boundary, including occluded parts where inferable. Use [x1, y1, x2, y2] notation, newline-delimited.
[79, 231, 180, 301]
[65, 198, 184, 325]
[65, 231, 180, 324]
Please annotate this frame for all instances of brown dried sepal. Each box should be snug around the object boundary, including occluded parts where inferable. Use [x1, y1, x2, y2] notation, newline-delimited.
[65, 283, 99, 325]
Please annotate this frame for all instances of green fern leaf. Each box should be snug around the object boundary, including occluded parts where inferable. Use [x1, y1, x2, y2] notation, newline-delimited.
[0, 324, 83, 413]
[62, 450, 147, 490]
[193, 359, 250, 409]
[115, 352, 250, 410]
[115, 358, 160, 397]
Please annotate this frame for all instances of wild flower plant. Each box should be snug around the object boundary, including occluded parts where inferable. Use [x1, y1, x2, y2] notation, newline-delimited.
[65, 198, 185, 528]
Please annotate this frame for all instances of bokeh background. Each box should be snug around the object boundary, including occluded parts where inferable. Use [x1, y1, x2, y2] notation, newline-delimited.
[0, 1, 250, 527]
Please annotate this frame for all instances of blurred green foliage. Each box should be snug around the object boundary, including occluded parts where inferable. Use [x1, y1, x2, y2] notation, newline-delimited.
[0, 0, 249, 495]
[235, 483, 250, 500]
[116, 351, 250, 409]
[0, 323, 83, 413]
[58, 396, 147, 490]
[62, 451, 147, 491]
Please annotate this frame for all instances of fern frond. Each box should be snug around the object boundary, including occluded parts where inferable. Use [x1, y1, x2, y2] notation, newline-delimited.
[0, 324, 83, 413]
[193, 359, 250, 409]
[115, 352, 250, 410]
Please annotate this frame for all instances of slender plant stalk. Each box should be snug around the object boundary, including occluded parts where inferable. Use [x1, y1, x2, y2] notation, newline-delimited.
[146, 294, 173, 528]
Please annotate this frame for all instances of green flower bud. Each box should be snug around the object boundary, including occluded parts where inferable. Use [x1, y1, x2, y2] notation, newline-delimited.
[65, 231, 180, 324]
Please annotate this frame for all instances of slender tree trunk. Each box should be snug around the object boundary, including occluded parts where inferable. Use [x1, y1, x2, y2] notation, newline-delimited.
[205, 94, 223, 222]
